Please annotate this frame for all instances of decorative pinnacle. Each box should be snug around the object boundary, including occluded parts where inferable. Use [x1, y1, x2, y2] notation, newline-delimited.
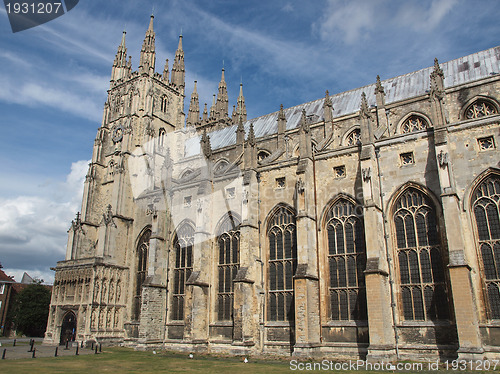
[247, 123, 256, 146]
[431, 57, 444, 78]
[375, 75, 385, 95]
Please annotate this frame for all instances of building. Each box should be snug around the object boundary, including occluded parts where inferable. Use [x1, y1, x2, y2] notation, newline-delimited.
[43, 16, 500, 361]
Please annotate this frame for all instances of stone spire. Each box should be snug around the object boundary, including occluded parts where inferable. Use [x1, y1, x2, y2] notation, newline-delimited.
[162, 59, 169, 82]
[209, 94, 216, 119]
[139, 15, 156, 75]
[202, 103, 208, 122]
[298, 109, 312, 158]
[187, 81, 200, 126]
[236, 116, 245, 145]
[247, 122, 256, 147]
[430, 58, 445, 100]
[374, 76, 388, 134]
[111, 31, 128, 83]
[170, 35, 185, 93]
[430, 58, 447, 129]
[359, 92, 374, 144]
[201, 129, 212, 158]
[215, 68, 229, 121]
[235, 83, 247, 122]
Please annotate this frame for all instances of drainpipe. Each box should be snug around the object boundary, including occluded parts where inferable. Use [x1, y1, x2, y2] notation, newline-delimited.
[375, 148, 399, 359]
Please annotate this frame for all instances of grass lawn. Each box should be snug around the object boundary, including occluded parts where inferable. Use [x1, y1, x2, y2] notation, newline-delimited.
[0, 347, 498, 373]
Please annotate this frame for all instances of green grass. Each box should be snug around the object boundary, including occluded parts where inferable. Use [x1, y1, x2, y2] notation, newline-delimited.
[1, 347, 499, 373]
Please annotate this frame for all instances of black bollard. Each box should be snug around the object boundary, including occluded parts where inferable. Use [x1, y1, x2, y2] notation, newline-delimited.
[94, 344, 98, 354]
[13, 339, 16, 347]
[65, 340, 69, 350]
[91, 342, 94, 350]
[55, 347, 58, 357]
[32, 348, 36, 359]
[99, 343, 102, 352]
[76, 346, 79, 355]
[2, 348, 6, 359]
[81, 341, 83, 348]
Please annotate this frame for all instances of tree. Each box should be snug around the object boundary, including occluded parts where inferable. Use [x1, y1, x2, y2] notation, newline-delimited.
[9, 281, 51, 337]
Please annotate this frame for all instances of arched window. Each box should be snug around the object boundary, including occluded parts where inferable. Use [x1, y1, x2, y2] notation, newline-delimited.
[216, 214, 240, 321]
[171, 223, 194, 321]
[472, 173, 500, 319]
[345, 129, 360, 146]
[401, 115, 428, 133]
[132, 228, 151, 320]
[258, 150, 270, 162]
[465, 100, 497, 119]
[325, 198, 367, 320]
[161, 95, 168, 112]
[158, 128, 166, 148]
[393, 188, 449, 321]
[268, 206, 297, 321]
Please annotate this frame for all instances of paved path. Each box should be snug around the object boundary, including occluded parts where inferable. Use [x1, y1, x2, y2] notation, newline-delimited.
[0, 339, 98, 360]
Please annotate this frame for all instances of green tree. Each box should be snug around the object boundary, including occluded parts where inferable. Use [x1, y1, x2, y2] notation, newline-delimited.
[9, 281, 51, 337]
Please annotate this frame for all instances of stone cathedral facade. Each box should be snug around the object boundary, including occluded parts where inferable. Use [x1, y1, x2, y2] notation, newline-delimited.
[44, 16, 500, 361]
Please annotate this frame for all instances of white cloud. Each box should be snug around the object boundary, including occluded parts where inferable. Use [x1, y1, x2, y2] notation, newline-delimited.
[0, 160, 89, 285]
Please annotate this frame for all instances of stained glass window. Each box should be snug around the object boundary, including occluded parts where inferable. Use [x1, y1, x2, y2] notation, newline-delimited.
[171, 223, 194, 321]
[132, 228, 151, 320]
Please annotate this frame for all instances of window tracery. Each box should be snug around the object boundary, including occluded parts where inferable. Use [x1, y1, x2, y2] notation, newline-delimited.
[393, 188, 449, 320]
[472, 174, 500, 319]
[345, 129, 360, 146]
[171, 223, 194, 320]
[466, 100, 497, 119]
[325, 198, 367, 321]
[268, 206, 297, 321]
[401, 115, 428, 133]
[132, 228, 150, 320]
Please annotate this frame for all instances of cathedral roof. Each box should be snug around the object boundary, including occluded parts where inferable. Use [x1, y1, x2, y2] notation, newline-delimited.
[185, 45, 499, 157]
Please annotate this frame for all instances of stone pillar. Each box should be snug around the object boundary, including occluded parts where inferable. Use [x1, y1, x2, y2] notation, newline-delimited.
[434, 129, 483, 359]
[233, 169, 260, 348]
[293, 114, 321, 355]
[361, 145, 397, 361]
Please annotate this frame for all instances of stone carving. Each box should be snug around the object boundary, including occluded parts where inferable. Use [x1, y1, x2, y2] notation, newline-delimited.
[437, 150, 449, 168]
[362, 167, 372, 181]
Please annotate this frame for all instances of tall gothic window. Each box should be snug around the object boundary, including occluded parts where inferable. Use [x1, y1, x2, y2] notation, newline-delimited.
[465, 100, 497, 119]
[345, 129, 361, 146]
[394, 188, 449, 321]
[268, 206, 297, 321]
[171, 223, 194, 321]
[401, 115, 428, 133]
[132, 228, 151, 320]
[216, 214, 240, 321]
[325, 198, 367, 321]
[472, 174, 500, 319]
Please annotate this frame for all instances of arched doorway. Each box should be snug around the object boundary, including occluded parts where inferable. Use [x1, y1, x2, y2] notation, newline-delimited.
[59, 311, 77, 345]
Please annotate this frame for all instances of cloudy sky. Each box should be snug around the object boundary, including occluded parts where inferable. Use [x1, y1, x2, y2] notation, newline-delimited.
[0, 0, 498, 284]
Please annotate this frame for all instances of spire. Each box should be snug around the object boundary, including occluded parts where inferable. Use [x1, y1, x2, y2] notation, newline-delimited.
[235, 83, 247, 122]
[236, 116, 245, 144]
[375, 75, 385, 95]
[111, 31, 128, 82]
[277, 104, 287, 149]
[139, 15, 156, 75]
[209, 94, 216, 119]
[201, 129, 212, 158]
[171, 35, 185, 92]
[359, 92, 374, 144]
[202, 103, 208, 122]
[360, 92, 371, 119]
[247, 123, 256, 147]
[430, 57, 445, 100]
[298, 109, 312, 158]
[187, 81, 200, 126]
[215, 68, 229, 121]
[162, 59, 169, 82]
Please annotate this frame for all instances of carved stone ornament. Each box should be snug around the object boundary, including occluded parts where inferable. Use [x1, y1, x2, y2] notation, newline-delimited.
[437, 150, 449, 168]
[296, 178, 305, 195]
[112, 124, 124, 143]
[146, 203, 157, 217]
[242, 190, 249, 205]
[103, 205, 117, 227]
[362, 167, 372, 181]
[196, 198, 203, 213]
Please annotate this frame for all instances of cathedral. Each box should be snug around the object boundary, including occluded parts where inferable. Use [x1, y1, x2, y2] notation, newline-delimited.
[43, 16, 500, 361]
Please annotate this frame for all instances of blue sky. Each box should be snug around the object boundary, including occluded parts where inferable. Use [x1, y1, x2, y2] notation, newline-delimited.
[0, 0, 499, 283]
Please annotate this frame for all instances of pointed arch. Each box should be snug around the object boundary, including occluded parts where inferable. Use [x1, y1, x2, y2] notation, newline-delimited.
[390, 184, 450, 321]
[469, 169, 500, 319]
[132, 226, 151, 321]
[460, 96, 499, 120]
[170, 220, 195, 321]
[215, 212, 241, 321]
[266, 204, 297, 322]
[342, 127, 361, 146]
[322, 195, 367, 321]
[397, 112, 432, 134]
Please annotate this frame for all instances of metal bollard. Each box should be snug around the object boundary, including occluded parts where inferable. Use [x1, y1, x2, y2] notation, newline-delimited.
[55, 347, 58, 357]
[13, 339, 16, 347]
[91, 342, 94, 350]
[32, 348, 36, 359]
[94, 344, 98, 354]
[99, 343, 102, 352]
[65, 340, 69, 350]
[76, 346, 79, 355]
[2, 348, 6, 359]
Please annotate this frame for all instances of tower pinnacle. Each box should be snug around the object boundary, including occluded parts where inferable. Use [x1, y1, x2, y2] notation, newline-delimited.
[171, 35, 185, 93]
[139, 15, 156, 75]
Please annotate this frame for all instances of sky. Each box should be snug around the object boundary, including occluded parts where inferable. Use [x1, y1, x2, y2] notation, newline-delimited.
[0, 0, 499, 284]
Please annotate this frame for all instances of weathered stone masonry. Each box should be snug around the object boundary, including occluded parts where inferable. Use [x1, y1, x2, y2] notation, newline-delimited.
[44, 16, 500, 361]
